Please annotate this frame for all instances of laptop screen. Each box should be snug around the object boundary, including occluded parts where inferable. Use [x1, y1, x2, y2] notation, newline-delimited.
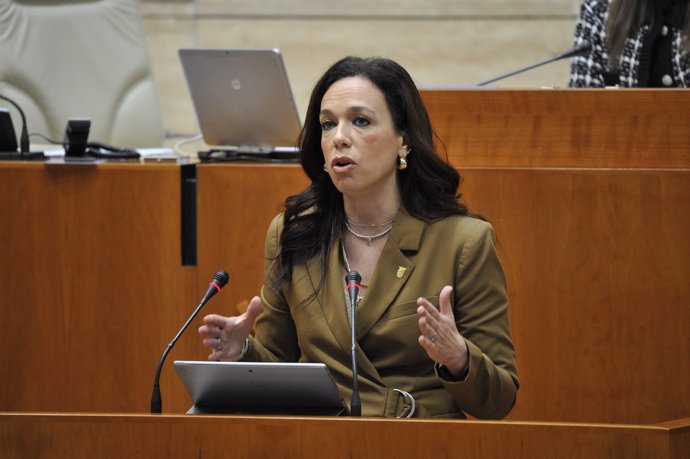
[178, 48, 302, 151]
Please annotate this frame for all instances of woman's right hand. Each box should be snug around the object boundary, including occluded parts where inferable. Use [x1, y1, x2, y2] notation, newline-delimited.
[198, 296, 262, 360]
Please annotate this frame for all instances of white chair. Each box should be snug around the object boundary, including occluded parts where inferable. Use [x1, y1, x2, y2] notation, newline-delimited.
[0, 0, 163, 148]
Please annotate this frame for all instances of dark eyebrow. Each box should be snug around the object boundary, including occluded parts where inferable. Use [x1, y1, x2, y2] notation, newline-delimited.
[319, 106, 374, 117]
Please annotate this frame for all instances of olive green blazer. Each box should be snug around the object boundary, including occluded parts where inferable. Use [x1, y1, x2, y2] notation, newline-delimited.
[244, 209, 518, 419]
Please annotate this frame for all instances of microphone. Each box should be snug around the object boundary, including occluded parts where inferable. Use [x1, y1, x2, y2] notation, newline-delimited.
[150, 269, 230, 414]
[345, 270, 362, 416]
[0, 94, 31, 156]
[476, 41, 592, 87]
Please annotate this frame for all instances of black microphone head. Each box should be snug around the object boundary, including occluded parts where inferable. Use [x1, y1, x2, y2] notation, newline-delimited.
[574, 40, 592, 54]
[212, 269, 230, 288]
[561, 40, 592, 59]
[345, 271, 361, 284]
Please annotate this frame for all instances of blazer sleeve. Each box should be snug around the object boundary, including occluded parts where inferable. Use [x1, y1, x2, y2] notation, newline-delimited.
[435, 220, 519, 419]
[242, 213, 301, 363]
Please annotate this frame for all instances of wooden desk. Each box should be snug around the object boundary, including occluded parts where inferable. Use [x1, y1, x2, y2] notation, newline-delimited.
[1, 90, 689, 426]
[461, 167, 690, 423]
[195, 163, 308, 311]
[1, 163, 688, 423]
[197, 164, 690, 425]
[420, 89, 690, 168]
[1, 413, 688, 458]
[0, 162, 198, 414]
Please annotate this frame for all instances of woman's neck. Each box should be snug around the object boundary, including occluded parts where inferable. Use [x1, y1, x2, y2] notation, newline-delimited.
[343, 194, 401, 226]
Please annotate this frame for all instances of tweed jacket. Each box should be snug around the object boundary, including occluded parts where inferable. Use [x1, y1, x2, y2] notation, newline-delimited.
[243, 208, 519, 419]
[569, 0, 690, 87]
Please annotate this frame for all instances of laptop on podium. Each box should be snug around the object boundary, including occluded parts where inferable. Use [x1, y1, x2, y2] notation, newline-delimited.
[178, 48, 301, 161]
[174, 360, 348, 416]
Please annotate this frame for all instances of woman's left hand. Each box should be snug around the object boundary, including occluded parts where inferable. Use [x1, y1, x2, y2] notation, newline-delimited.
[417, 285, 468, 377]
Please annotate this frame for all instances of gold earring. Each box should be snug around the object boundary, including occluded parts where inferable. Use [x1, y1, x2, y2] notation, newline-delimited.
[398, 156, 408, 170]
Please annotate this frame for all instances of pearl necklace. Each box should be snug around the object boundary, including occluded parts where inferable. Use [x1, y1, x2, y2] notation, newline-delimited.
[344, 221, 393, 244]
[341, 241, 353, 273]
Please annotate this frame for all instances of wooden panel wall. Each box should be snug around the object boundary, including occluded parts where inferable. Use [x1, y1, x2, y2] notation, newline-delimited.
[420, 89, 690, 168]
[462, 168, 690, 423]
[196, 164, 690, 425]
[195, 83, 690, 425]
[2, 89, 688, 425]
[0, 163, 197, 414]
[414, 88, 690, 422]
[195, 163, 309, 313]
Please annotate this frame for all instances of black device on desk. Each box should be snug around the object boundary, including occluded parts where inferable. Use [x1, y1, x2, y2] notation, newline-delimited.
[0, 106, 44, 160]
[198, 148, 299, 163]
[85, 142, 140, 160]
[0, 108, 18, 153]
[63, 118, 91, 158]
[63, 118, 140, 161]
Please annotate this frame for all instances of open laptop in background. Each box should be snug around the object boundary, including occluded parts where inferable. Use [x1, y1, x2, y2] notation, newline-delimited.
[174, 360, 348, 416]
[178, 48, 302, 162]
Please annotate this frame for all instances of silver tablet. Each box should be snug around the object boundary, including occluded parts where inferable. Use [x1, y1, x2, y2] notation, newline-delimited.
[173, 360, 347, 416]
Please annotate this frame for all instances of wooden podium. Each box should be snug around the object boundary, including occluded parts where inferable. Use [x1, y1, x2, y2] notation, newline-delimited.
[1, 89, 689, 457]
[1, 413, 688, 458]
[196, 165, 690, 425]
[0, 162, 200, 414]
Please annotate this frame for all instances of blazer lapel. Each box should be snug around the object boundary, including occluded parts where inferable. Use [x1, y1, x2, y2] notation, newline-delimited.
[305, 242, 352, 358]
[302, 211, 426, 386]
[357, 210, 425, 338]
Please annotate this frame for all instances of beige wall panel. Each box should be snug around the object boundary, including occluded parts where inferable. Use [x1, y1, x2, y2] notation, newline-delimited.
[144, 16, 578, 143]
[143, 19, 200, 139]
[142, 2, 201, 142]
[197, 0, 581, 16]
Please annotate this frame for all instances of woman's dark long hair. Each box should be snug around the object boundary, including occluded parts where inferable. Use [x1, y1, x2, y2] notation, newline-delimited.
[273, 56, 469, 293]
[606, 0, 690, 68]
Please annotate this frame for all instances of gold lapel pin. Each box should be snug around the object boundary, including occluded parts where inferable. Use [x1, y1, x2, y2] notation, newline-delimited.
[396, 266, 406, 278]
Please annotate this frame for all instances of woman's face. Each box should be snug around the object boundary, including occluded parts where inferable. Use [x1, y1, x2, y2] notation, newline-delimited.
[319, 76, 407, 201]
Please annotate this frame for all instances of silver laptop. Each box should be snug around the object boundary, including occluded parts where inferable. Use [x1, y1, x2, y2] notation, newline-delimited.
[178, 48, 301, 156]
[173, 360, 348, 416]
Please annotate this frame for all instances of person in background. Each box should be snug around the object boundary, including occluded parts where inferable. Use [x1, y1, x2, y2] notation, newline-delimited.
[199, 56, 519, 419]
[569, 0, 690, 87]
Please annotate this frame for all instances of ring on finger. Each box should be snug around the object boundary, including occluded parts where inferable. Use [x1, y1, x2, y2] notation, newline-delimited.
[430, 334, 437, 344]
[215, 337, 223, 350]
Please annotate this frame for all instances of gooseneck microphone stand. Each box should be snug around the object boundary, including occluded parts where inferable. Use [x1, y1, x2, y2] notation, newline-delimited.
[150, 270, 229, 414]
[476, 41, 592, 87]
[345, 271, 362, 416]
